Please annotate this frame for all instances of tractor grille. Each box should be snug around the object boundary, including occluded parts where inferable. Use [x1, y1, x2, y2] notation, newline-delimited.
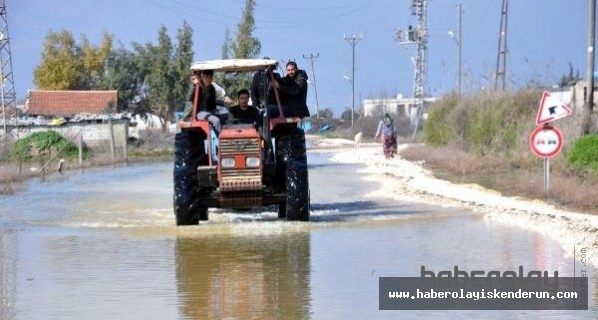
[220, 138, 260, 154]
[220, 138, 262, 192]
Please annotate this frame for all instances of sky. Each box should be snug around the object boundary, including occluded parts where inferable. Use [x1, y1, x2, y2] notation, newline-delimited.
[8, 0, 590, 115]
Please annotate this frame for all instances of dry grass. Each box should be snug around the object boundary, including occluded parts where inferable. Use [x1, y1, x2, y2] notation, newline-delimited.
[128, 130, 174, 158]
[0, 164, 39, 195]
[401, 144, 598, 214]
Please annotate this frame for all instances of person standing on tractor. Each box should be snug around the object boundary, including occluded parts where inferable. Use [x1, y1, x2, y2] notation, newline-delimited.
[375, 113, 398, 158]
[251, 58, 279, 109]
[229, 89, 259, 124]
[269, 61, 310, 118]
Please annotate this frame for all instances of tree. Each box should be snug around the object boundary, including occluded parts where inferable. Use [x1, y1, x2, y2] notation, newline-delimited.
[129, 42, 156, 115]
[318, 108, 334, 121]
[559, 62, 581, 87]
[34, 23, 194, 125]
[215, 28, 235, 94]
[341, 108, 360, 125]
[34, 30, 113, 90]
[225, 0, 262, 96]
[34, 30, 84, 90]
[173, 20, 194, 108]
[220, 28, 234, 60]
[103, 47, 145, 111]
[233, 0, 261, 59]
[80, 32, 113, 89]
[147, 25, 175, 131]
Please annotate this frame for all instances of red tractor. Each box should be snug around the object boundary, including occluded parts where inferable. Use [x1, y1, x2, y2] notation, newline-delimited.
[173, 59, 310, 225]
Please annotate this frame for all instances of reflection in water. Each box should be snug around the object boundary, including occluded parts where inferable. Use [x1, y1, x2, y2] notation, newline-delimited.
[0, 159, 596, 319]
[175, 233, 311, 320]
[0, 229, 17, 320]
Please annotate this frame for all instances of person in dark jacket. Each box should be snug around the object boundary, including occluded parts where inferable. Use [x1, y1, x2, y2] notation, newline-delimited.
[251, 59, 276, 109]
[229, 89, 259, 124]
[194, 70, 221, 133]
[269, 61, 310, 118]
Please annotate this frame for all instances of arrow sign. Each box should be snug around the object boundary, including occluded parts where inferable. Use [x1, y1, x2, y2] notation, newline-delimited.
[536, 91, 572, 125]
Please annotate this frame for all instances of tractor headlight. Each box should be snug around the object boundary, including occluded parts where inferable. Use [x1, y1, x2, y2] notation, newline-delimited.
[221, 158, 236, 168]
[245, 156, 260, 168]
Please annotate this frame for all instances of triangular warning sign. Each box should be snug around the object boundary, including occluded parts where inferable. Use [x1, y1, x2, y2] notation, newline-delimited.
[536, 91, 572, 125]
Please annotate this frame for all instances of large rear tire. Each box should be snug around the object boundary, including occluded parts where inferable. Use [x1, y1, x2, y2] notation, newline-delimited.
[173, 130, 208, 225]
[276, 128, 310, 221]
[278, 202, 287, 219]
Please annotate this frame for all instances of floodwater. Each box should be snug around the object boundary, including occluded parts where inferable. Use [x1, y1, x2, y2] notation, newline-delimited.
[0, 151, 596, 319]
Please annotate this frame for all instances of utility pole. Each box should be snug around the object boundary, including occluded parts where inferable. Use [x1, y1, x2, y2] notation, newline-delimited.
[0, 0, 16, 143]
[344, 34, 363, 131]
[395, 0, 429, 140]
[495, 0, 509, 91]
[457, 3, 463, 96]
[303, 53, 320, 128]
[586, 0, 596, 134]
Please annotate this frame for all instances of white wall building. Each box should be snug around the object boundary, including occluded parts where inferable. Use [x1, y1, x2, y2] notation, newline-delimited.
[362, 93, 437, 118]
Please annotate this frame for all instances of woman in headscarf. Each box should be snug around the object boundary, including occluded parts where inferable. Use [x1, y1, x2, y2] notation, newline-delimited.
[374, 113, 397, 158]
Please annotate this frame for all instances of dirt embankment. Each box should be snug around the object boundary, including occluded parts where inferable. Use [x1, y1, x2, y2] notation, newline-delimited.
[309, 136, 598, 268]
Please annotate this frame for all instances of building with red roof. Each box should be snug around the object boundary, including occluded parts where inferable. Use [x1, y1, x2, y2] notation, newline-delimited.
[26, 90, 118, 118]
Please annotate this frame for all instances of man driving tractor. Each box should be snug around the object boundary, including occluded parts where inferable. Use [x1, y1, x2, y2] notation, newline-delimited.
[228, 89, 259, 124]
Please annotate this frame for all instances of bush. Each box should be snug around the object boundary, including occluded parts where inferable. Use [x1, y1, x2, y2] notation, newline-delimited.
[465, 104, 505, 154]
[10, 131, 84, 163]
[567, 134, 598, 173]
[424, 94, 457, 145]
[424, 90, 539, 155]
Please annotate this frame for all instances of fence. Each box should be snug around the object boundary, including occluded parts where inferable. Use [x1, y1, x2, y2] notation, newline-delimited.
[0, 119, 130, 176]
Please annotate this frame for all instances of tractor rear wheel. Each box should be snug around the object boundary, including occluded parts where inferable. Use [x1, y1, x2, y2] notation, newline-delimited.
[276, 128, 310, 221]
[173, 130, 208, 225]
[277, 202, 287, 219]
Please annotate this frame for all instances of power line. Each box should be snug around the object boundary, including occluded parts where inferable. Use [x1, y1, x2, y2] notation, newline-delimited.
[139, 0, 381, 31]
[218, 0, 377, 12]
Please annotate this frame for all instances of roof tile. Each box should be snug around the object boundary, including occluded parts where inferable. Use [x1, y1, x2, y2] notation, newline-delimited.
[26, 90, 118, 117]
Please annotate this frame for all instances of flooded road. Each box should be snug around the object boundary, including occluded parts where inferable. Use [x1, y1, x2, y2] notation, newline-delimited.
[0, 152, 596, 319]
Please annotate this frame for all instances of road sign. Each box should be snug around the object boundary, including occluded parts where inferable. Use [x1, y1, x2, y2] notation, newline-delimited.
[529, 125, 563, 159]
[536, 91, 572, 125]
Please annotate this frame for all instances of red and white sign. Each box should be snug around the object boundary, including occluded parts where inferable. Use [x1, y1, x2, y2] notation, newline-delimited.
[536, 91, 572, 125]
[529, 125, 563, 159]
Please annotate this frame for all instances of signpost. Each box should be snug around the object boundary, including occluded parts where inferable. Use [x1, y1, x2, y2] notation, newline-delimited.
[530, 91, 571, 191]
[529, 125, 564, 191]
[529, 125, 564, 159]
